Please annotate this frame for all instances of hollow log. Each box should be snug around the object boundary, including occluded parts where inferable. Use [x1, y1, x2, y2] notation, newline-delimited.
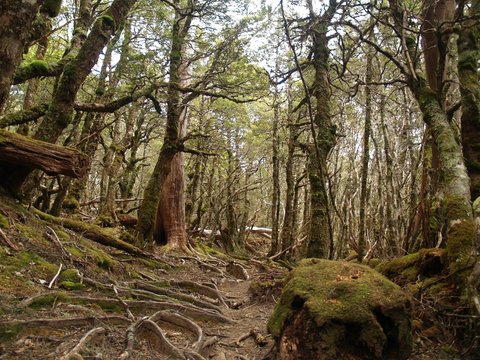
[0, 130, 87, 178]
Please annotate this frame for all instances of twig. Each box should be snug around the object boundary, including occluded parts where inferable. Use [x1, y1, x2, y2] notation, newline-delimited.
[46, 226, 71, 258]
[113, 285, 135, 321]
[0, 228, 19, 251]
[48, 263, 63, 289]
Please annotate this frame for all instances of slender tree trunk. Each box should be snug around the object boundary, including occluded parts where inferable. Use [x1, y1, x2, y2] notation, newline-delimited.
[269, 89, 281, 256]
[357, 44, 373, 262]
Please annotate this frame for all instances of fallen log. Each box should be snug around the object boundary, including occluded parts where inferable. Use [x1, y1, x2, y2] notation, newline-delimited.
[0, 130, 87, 178]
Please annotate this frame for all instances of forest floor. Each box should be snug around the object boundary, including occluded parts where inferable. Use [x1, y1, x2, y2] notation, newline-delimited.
[0, 194, 472, 359]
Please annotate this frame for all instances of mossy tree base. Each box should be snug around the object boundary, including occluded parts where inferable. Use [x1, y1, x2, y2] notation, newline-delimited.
[267, 259, 412, 360]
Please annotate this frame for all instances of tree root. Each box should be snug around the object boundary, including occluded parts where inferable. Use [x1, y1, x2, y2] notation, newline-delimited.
[132, 281, 223, 312]
[33, 208, 174, 267]
[21, 292, 234, 323]
[149, 310, 204, 352]
[61, 326, 106, 360]
[0, 315, 129, 334]
[169, 280, 228, 308]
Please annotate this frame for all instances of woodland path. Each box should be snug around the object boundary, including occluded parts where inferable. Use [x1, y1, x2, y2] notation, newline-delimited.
[0, 243, 282, 360]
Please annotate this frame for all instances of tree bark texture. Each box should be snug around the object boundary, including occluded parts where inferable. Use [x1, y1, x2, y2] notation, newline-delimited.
[458, 0, 480, 201]
[137, 4, 193, 249]
[305, 2, 337, 258]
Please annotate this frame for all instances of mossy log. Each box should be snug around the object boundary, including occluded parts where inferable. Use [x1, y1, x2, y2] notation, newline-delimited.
[32, 208, 151, 259]
[0, 130, 87, 178]
[267, 259, 412, 360]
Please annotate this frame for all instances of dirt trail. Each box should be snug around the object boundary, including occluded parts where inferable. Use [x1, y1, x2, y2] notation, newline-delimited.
[0, 244, 283, 360]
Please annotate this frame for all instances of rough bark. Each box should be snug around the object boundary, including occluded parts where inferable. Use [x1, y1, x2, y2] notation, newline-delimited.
[458, 0, 480, 201]
[357, 42, 373, 262]
[305, 1, 337, 258]
[0, 0, 44, 112]
[137, 4, 193, 248]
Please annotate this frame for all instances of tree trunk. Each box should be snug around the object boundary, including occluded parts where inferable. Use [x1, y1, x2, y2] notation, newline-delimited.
[154, 114, 188, 248]
[137, 5, 193, 249]
[357, 43, 373, 262]
[458, 0, 480, 201]
[0, 0, 44, 112]
[305, 5, 336, 258]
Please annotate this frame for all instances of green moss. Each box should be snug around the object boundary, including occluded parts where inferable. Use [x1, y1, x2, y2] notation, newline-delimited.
[367, 258, 382, 268]
[60, 268, 80, 282]
[99, 15, 116, 30]
[40, 0, 62, 17]
[443, 195, 472, 220]
[66, 245, 83, 258]
[0, 323, 21, 343]
[62, 197, 79, 211]
[0, 213, 9, 229]
[447, 219, 475, 274]
[458, 50, 478, 72]
[17, 60, 49, 80]
[376, 252, 421, 277]
[268, 259, 409, 339]
[59, 281, 85, 290]
[29, 292, 69, 309]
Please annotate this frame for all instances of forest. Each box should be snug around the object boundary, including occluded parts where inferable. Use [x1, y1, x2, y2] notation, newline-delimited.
[0, 0, 479, 359]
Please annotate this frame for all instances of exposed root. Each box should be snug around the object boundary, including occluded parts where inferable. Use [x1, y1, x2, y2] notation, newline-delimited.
[169, 280, 228, 308]
[135, 318, 185, 359]
[46, 226, 72, 259]
[21, 292, 234, 323]
[61, 326, 106, 360]
[0, 315, 129, 333]
[133, 281, 223, 312]
[150, 310, 204, 351]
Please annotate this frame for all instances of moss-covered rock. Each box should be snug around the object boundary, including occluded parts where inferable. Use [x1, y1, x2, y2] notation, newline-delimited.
[267, 259, 412, 360]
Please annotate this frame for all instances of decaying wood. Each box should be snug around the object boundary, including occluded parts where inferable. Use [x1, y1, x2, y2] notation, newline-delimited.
[0, 130, 87, 178]
[61, 326, 106, 360]
[234, 328, 267, 347]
